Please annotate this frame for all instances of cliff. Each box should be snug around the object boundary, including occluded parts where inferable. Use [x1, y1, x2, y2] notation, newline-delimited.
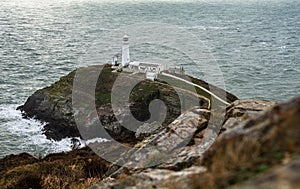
[2, 95, 300, 188]
[17, 64, 237, 142]
[2, 65, 299, 189]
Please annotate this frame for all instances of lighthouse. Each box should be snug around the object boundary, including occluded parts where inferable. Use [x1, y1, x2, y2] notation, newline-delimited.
[122, 35, 130, 67]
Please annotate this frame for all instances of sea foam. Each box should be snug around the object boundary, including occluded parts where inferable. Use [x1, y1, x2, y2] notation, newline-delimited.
[0, 104, 82, 158]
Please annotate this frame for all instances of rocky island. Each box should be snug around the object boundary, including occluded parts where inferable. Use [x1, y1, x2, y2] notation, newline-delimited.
[1, 64, 299, 189]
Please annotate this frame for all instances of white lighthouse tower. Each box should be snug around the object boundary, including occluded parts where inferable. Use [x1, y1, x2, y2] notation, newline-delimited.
[122, 35, 130, 67]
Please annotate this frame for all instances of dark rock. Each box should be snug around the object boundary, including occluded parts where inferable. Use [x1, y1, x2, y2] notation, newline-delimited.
[18, 69, 79, 140]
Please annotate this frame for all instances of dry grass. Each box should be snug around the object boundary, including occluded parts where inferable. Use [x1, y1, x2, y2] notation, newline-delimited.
[0, 147, 111, 189]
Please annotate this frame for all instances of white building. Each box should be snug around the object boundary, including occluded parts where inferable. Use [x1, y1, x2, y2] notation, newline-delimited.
[145, 72, 157, 81]
[121, 35, 130, 67]
[115, 35, 169, 80]
[128, 61, 165, 80]
[111, 54, 119, 66]
[168, 66, 185, 75]
[128, 61, 165, 73]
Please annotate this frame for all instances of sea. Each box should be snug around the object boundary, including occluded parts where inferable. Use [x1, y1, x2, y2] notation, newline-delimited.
[0, 0, 299, 158]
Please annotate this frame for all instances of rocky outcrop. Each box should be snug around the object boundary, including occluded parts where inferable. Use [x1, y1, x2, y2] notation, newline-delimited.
[89, 107, 210, 188]
[17, 69, 78, 140]
[97, 166, 208, 189]
[17, 64, 237, 141]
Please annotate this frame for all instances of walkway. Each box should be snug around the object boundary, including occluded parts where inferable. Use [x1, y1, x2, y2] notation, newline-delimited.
[161, 72, 230, 106]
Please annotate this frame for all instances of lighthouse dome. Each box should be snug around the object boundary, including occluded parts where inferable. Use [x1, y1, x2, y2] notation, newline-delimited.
[123, 34, 129, 41]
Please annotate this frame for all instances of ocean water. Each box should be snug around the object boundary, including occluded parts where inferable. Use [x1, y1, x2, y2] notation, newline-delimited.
[0, 0, 299, 158]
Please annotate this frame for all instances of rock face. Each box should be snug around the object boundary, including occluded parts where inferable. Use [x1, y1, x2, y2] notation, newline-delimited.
[114, 108, 209, 170]
[222, 99, 277, 130]
[90, 95, 300, 189]
[194, 96, 300, 188]
[17, 70, 78, 140]
[18, 64, 237, 141]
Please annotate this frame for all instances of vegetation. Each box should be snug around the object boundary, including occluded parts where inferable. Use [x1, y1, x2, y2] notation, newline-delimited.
[0, 147, 110, 189]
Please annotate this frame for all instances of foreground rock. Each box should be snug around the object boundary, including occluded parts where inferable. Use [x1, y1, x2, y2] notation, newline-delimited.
[90, 95, 300, 189]
[193, 95, 300, 188]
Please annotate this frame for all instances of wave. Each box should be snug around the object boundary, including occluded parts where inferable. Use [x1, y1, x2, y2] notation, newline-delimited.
[0, 104, 110, 158]
[0, 105, 72, 157]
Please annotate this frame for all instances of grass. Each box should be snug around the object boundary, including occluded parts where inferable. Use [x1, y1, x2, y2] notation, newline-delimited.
[0, 147, 110, 189]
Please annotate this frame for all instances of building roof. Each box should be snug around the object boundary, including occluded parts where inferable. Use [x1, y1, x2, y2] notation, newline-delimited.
[139, 62, 160, 67]
[146, 72, 157, 76]
[129, 61, 140, 66]
[129, 62, 161, 67]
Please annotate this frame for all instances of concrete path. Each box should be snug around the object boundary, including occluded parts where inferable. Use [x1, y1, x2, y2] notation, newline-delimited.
[161, 72, 230, 106]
